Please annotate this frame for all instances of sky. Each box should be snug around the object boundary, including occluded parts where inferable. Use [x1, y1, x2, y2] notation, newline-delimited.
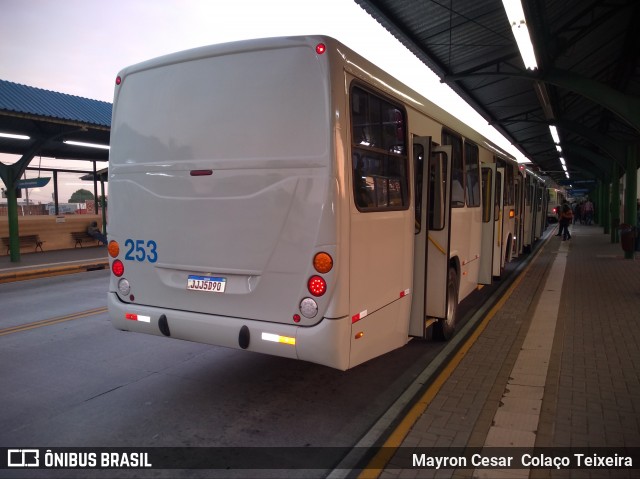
[0, 0, 528, 204]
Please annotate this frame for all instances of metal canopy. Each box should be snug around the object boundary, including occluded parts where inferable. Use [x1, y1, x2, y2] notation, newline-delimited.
[354, 0, 640, 186]
[0, 79, 111, 262]
[0, 79, 111, 163]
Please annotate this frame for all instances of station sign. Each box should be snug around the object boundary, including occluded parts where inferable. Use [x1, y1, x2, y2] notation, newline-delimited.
[16, 177, 51, 188]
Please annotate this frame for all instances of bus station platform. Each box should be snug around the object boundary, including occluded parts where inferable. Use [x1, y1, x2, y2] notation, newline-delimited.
[0, 246, 108, 283]
[365, 223, 640, 478]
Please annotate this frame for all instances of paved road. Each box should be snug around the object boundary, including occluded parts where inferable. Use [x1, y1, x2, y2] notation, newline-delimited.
[1, 270, 465, 478]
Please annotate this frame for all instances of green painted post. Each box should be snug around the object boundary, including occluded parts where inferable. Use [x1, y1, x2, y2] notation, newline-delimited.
[611, 162, 620, 243]
[602, 180, 610, 235]
[594, 182, 601, 225]
[623, 144, 638, 259]
[100, 178, 107, 237]
[5, 176, 21, 262]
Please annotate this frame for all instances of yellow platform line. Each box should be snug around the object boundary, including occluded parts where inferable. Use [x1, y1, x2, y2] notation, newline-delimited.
[358, 241, 549, 478]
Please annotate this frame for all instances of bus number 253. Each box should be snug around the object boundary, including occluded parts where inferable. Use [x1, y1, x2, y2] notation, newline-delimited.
[124, 239, 158, 263]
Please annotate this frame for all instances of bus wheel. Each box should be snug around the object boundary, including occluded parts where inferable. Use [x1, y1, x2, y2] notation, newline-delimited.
[435, 267, 458, 341]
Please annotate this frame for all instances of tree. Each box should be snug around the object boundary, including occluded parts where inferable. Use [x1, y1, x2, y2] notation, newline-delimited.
[68, 189, 94, 203]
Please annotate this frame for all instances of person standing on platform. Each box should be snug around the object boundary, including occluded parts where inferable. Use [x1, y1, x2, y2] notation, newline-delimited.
[559, 203, 573, 240]
[583, 198, 594, 225]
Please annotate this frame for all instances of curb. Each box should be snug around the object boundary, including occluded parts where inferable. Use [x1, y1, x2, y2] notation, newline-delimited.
[0, 261, 109, 283]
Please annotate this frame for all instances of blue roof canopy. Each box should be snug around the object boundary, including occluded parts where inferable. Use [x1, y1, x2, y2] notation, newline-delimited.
[0, 79, 111, 162]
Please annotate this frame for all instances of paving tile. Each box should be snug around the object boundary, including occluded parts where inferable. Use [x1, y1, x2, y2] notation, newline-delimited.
[379, 224, 640, 477]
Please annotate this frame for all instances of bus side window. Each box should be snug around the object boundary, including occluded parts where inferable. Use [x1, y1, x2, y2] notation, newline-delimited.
[429, 151, 446, 230]
[414, 143, 425, 233]
[465, 142, 480, 207]
[495, 171, 503, 221]
[350, 85, 409, 212]
[482, 167, 493, 223]
[442, 130, 464, 207]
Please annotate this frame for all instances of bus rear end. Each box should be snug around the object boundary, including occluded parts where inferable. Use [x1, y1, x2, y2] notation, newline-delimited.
[107, 37, 349, 369]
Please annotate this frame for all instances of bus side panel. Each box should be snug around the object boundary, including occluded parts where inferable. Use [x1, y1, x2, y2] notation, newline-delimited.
[349, 297, 411, 368]
[348, 206, 413, 367]
[297, 317, 352, 371]
[349, 210, 413, 319]
[450, 206, 482, 301]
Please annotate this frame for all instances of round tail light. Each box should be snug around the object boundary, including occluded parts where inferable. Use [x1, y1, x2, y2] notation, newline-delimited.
[308, 275, 326, 297]
[112, 259, 125, 277]
[313, 252, 333, 274]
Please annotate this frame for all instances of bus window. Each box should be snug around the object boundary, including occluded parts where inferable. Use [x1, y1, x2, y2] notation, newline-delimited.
[465, 142, 480, 207]
[414, 142, 425, 234]
[495, 170, 503, 221]
[351, 86, 408, 211]
[505, 163, 515, 206]
[429, 150, 446, 230]
[482, 167, 493, 223]
[442, 130, 464, 207]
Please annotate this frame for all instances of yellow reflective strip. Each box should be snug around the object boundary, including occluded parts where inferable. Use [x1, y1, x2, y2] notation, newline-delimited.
[261, 332, 296, 346]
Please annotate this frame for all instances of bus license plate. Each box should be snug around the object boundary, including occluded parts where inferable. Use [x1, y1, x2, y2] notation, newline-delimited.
[187, 275, 226, 293]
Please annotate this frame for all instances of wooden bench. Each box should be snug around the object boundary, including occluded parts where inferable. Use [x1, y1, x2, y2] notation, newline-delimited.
[71, 231, 97, 248]
[1, 234, 44, 254]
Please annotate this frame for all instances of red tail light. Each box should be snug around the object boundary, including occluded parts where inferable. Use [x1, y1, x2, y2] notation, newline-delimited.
[308, 275, 326, 297]
[112, 259, 124, 277]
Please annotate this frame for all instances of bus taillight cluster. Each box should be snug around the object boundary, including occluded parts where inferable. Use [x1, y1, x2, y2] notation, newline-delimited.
[297, 252, 333, 321]
[109, 240, 132, 299]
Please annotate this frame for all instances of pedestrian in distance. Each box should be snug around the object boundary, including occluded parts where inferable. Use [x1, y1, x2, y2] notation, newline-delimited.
[583, 199, 594, 225]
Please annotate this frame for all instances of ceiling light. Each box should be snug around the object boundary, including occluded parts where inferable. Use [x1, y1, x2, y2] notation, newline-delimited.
[64, 140, 110, 150]
[549, 125, 560, 144]
[0, 132, 30, 140]
[502, 0, 538, 70]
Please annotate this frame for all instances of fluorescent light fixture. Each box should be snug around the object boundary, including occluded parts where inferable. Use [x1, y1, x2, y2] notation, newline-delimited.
[565, 172, 570, 179]
[556, 145, 562, 153]
[559, 157, 566, 166]
[549, 125, 560, 144]
[502, 0, 538, 69]
[64, 140, 110, 150]
[0, 132, 30, 140]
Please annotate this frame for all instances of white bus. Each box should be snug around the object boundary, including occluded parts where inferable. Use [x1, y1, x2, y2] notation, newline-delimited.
[547, 187, 567, 223]
[522, 168, 547, 253]
[107, 36, 540, 370]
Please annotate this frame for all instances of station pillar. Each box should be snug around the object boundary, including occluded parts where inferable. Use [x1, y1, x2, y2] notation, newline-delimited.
[623, 144, 638, 259]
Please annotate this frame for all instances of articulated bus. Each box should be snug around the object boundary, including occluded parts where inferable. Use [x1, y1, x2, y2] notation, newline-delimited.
[107, 36, 545, 370]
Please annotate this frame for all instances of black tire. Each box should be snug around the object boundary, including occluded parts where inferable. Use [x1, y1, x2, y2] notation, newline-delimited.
[435, 267, 458, 341]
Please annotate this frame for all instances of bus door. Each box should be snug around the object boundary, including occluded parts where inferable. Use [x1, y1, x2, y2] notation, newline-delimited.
[410, 136, 452, 336]
[492, 167, 505, 277]
[513, 176, 523, 257]
[479, 162, 496, 284]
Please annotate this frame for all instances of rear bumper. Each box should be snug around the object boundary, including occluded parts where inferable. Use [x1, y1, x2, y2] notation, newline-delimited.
[108, 293, 351, 370]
